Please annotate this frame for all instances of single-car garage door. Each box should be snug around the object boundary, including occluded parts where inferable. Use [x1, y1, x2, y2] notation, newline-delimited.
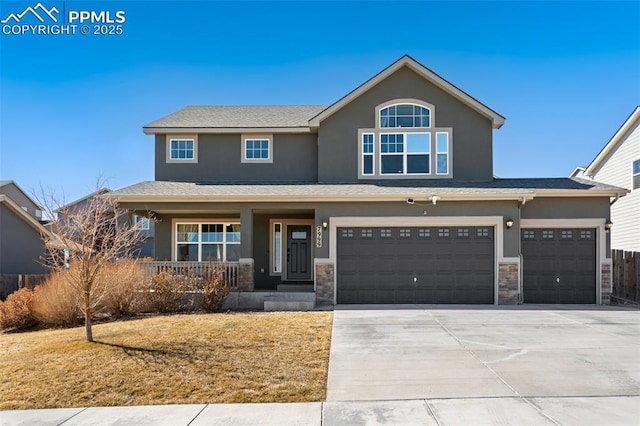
[337, 226, 494, 304]
[522, 228, 596, 304]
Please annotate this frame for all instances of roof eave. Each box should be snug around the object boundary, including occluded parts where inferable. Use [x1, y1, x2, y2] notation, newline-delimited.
[584, 106, 640, 177]
[143, 126, 314, 135]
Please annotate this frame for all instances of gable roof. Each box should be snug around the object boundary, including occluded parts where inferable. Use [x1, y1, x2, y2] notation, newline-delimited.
[309, 55, 505, 129]
[0, 180, 43, 210]
[143, 105, 327, 134]
[584, 106, 640, 177]
[0, 195, 50, 235]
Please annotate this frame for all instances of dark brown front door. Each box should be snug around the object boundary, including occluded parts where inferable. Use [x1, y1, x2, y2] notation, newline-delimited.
[287, 225, 311, 280]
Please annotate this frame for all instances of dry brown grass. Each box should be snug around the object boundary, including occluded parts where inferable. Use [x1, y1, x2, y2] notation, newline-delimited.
[0, 311, 333, 410]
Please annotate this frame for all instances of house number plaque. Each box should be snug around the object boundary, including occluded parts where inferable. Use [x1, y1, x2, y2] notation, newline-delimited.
[316, 225, 323, 248]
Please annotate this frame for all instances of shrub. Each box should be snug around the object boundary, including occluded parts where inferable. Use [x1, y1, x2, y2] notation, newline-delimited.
[101, 261, 146, 319]
[200, 263, 232, 312]
[143, 271, 194, 313]
[32, 272, 82, 327]
[0, 288, 36, 330]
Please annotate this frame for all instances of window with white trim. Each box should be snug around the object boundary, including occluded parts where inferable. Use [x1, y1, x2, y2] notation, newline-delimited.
[380, 133, 430, 175]
[170, 139, 194, 160]
[633, 159, 640, 190]
[166, 135, 197, 163]
[380, 104, 430, 128]
[242, 134, 273, 163]
[358, 100, 452, 179]
[436, 132, 449, 175]
[134, 215, 150, 230]
[362, 133, 374, 175]
[175, 222, 240, 261]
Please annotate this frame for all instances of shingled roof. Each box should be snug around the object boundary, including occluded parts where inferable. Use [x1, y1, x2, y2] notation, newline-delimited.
[111, 178, 626, 203]
[143, 105, 328, 132]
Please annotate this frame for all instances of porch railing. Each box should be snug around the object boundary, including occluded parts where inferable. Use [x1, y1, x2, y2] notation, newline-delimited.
[140, 261, 239, 289]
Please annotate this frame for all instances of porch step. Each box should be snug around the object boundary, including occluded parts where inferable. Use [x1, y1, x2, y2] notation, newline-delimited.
[277, 284, 314, 292]
[264, 300, 315, 312]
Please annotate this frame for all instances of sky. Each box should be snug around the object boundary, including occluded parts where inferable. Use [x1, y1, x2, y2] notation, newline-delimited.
[1, 0, 639, 203]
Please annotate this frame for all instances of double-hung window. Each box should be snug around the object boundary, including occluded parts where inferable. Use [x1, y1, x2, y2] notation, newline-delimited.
[380, 132, 430, 175]
[176, 222, 240, 261]
[633, 159, 640, 190]
[436, 132, 449, 175]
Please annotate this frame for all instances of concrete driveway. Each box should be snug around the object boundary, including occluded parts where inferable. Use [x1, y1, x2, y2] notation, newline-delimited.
[327, 305, 640, 417]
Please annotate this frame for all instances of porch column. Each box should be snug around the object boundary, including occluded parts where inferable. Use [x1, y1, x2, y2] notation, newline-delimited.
[240, 207, 253, 259]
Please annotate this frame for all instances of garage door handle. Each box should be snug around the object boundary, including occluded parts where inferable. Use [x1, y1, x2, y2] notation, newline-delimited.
[287, 248, 290, 262]
[556, 276, 560, 284]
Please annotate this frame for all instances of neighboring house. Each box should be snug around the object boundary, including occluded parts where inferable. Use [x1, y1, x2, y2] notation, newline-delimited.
[571, 107, 640, 252]
[112, 55, 627, 306]
[0, 181, 49, 296]
[57, 189, 155, 258]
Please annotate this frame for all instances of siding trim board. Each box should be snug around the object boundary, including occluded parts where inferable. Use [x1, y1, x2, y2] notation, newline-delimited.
[328, 216, 504, 305]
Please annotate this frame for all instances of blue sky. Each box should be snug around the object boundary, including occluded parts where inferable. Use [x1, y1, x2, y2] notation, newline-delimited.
[1, 0, 639, 202]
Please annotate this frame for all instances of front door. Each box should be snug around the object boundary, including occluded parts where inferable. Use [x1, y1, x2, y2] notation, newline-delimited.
[287, 225, 311, 280]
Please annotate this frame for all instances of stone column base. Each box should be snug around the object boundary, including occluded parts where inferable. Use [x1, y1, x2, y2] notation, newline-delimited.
[237, 258, 254, 292]
[315, 261, 334, 306]
[498, 261, 519, 304]
[601, 262, 612, 305]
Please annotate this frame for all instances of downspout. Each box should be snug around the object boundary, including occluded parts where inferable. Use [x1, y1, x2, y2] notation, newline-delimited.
[517, 196, 527, 304]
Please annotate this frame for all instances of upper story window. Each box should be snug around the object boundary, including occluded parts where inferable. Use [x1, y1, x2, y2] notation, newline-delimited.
[380, 104, 430, 128]
[633, 159, 640, 190]
[166, 135, 198, 163]
[358, 99, 452, 179]
[242, 134, 273, 163]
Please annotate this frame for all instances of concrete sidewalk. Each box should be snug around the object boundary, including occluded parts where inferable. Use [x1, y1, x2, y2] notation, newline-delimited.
[2, 396, 639, 425]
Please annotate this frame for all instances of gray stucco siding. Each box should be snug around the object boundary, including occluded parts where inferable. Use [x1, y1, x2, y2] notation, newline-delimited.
[521, 198, 610, 219]
[318, 66, 494, 183]
[0, 204, 47, 274]
[155, 133, 318, 182]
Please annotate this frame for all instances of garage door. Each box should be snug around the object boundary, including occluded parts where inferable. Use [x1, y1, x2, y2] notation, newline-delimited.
[522, 228, 596, 304]
[337, 226, 494, 304]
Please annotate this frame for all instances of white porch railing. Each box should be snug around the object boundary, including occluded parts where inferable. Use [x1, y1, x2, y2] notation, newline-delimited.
[140, 261, 239, 289]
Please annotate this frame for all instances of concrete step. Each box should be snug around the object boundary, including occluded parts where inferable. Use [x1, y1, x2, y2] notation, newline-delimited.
[264, 300, 315, 312]
[266, 292, 316, 302]
[277, 284, 314, 292]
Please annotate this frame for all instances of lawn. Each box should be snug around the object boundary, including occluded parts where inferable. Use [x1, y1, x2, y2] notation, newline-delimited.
[0, 311, 333, 410]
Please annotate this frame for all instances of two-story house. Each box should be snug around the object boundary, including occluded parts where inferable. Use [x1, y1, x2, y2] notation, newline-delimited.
[0, 181, 49, 298]
[572, 106, 639, 252]
[112, 56, 626, 307]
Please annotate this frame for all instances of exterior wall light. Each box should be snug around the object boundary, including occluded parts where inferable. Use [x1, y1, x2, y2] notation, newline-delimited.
[505, 218, 515, 229]
[322, 220, 328, 229]
[605, 220, 613, 232]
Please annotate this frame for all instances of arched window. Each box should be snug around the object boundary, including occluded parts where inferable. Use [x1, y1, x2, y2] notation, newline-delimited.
[380, 104, 430, 128]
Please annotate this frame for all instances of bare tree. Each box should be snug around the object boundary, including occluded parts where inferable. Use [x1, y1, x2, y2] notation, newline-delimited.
[38, 185, 150, 342]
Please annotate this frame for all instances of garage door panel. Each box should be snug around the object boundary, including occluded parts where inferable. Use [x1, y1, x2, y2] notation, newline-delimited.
[522, 228, 596, 304]
[337, 226, 494, 304]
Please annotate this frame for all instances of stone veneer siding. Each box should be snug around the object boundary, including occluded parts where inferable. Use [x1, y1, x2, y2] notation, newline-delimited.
[237, 261, 254, 292]
[316, 262, 334, 306]
[498, 262, 519, 304]
[601, 262, 612, 305]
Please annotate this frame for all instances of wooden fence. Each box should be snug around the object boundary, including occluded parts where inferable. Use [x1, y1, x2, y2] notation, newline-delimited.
[612, 250, 640, 304]
[0, 274, 48, 301]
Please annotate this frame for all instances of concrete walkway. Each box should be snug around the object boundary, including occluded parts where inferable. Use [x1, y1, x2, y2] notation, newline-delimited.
[1, 305, 639, 425]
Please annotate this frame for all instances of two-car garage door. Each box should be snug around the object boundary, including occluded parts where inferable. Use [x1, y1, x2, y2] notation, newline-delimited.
[337, 226, 494, 304]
